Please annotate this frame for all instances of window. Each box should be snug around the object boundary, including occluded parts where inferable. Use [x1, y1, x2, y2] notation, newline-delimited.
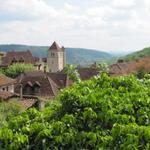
[51, 52, 55, 57]
[2, 88, 5, 91]
[33, 86, 40, 94]
[23, 85, 32, 95]
[11, 57, 17, 64]
[19, 57, 24, 63]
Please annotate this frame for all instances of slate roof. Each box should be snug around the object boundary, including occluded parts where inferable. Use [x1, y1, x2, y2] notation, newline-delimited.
[0, 75, 15, 86]
[1, 50, 36, 66]
[48, 41, 64, 52]
[78, 68, 99, 80]
[47, 72, 73, 88]
[15, 71, 59, 97]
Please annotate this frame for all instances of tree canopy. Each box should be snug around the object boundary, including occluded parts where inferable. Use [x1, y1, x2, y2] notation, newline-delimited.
[0, 73, 150, 149]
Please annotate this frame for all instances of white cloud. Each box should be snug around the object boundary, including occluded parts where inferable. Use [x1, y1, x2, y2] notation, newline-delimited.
[0, 0, 150, 52]
[112, 0, 135, 8]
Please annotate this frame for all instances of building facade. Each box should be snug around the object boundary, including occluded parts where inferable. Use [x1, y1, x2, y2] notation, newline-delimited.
[47, 42, 66, 73]
[0, 75, 15, 93]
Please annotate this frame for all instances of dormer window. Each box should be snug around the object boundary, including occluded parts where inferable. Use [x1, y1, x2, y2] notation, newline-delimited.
[19, 57, 24, 63]
[11, 57, 17, 64]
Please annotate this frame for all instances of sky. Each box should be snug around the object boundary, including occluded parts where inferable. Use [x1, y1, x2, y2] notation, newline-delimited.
[0, 0, 150, 53]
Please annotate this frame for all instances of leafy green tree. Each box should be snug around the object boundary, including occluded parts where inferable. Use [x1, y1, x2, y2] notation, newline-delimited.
[64, 64, 81, 83]
[5, 63, 35, 78]
[0, 74, 150, 149]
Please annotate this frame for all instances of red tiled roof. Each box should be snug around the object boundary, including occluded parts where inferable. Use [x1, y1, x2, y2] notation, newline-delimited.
[109, 56, 150, 76]
[0, 91, 18, 100]
[1, 50, 35, 66]
[0, 75, 15, 86]
[21, 99, 37, 110]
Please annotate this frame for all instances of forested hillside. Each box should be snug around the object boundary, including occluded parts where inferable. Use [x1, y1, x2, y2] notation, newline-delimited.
[0, 73, 150, 149]
[0, 44, 115, 66]
[123, 47, 150, 61]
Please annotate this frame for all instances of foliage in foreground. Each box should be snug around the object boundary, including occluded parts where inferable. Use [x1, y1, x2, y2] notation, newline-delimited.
[0, 74, 150, 149]
[0, 99, 20, 127]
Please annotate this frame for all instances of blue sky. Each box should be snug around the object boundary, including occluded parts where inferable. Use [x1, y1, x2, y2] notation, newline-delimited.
[0, 0, 150, 53]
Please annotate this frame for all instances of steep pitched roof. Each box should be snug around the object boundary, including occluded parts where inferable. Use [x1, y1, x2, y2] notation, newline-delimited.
[0, 75, 15, 86]
[15, 71, 59, 97]
[47, 72, 73, 88]
[1, 50, 35, 66]
[48, 41, 63, 51]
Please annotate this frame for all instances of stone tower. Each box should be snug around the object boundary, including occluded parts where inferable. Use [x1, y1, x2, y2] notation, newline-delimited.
[47, 41, 66, 72]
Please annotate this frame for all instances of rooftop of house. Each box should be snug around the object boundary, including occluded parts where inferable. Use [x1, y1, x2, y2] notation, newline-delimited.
[20, 99, 37, 111]
[109, 56, 150, 76]
[0, 74, 15, 86]
[48, 41, 65, 52]
[1, 50, 36, 66]
[78, 67, 99, 80]
[15, 71, 60, 97]
[0, 91, 18, 100]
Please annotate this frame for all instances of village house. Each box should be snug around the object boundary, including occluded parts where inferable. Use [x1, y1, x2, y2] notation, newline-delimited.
[0, 74, 17, 100]
[15, 70, 73, 98]
[109, 56, 150, 76]
[0, 50, 37, 68]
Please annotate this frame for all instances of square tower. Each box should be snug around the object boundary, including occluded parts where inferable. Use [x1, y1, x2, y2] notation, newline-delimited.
[47, 42, 66, 72]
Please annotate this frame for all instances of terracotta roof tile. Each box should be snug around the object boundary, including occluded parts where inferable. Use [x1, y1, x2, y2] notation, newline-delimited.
[0, 91, 18, 100]
[0, 75, 15, 86]
[21, 99, 37, 110]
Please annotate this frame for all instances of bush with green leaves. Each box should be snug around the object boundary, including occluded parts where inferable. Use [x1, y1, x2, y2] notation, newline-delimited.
[0, 99, 21, 127]
[0, 74, 150, 149]
[5, 63, 35, 78]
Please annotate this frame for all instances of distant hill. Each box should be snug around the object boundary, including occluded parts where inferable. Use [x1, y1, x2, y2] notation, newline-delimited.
[123, 47, 150, 61]
[0, 44, 116, 66]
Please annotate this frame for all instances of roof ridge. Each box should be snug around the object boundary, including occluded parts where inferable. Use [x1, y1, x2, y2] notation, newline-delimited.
[47, 76, 59, 96]
[48, 41, 62, 51]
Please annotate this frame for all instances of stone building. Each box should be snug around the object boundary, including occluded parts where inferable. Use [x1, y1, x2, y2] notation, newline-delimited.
[0, 75, 17, 100]
[47, 41, 66, 73]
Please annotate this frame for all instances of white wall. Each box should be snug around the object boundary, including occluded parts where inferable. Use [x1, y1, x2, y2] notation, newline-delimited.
[0, 84, 14, 93]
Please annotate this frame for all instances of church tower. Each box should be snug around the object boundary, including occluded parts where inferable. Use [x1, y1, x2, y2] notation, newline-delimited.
[47, 42, 66, 72]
